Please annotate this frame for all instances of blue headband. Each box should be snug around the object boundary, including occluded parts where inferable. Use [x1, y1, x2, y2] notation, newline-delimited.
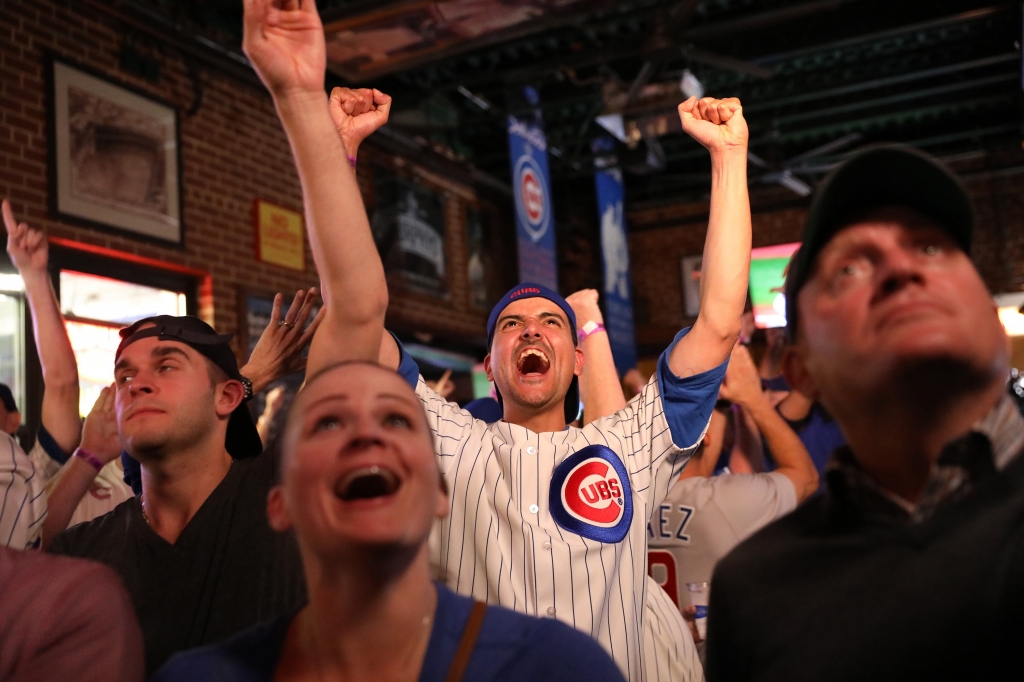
[486, 283, 578, 348]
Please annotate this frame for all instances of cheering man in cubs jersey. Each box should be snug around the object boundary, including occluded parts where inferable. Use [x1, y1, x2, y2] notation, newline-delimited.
[243, 3, 750, 679]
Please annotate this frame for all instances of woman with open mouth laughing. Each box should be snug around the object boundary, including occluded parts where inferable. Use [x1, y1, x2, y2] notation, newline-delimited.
[151, 360, 624, 682]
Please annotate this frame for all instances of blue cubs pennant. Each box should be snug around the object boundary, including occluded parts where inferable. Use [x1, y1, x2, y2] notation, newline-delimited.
[507, 85, 557, 289]
[549, 444, 633, 543]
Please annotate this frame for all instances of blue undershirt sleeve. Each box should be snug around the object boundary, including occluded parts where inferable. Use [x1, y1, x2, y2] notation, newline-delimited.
[656, 327, 729, 449]
[36, 423, 71, 464]
[390, 331, 421, 389]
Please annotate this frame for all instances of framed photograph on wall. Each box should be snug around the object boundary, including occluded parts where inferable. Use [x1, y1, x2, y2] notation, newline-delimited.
[369, 165, 448, 298]
[49, 57, 183, 245]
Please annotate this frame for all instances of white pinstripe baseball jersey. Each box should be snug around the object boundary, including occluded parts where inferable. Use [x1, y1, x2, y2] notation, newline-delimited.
[0, 432, 47, 550]
[396, 331, 725, 681]
[647, 471, 797, 611]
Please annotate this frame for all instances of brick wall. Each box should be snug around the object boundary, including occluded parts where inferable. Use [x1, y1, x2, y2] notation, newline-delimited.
[628, 150, 1024, 354]
[0, 0, 493, 364]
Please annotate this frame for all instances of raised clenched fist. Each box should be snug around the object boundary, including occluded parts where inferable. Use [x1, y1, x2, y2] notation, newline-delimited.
[566, 289, 603, 330]
[329, 87, 392, 159]
[677, 96, 748, 156]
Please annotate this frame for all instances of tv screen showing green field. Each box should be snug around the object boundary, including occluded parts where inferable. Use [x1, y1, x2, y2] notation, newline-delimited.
[749, 242, 800, 329]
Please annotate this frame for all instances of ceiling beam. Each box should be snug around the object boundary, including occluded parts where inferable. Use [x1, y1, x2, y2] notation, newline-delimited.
[682, 0, 858, 41]
[751, 4, 1012, 66]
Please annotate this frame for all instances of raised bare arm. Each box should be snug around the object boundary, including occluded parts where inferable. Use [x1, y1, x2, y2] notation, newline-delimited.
[41, 384, 121, 548]
[566, 289, 626, 424]
[3, 199, 80, 453]
[242, 0, 390, 374]
[719, 344, 819, 502]
[669, 97, 751, 378]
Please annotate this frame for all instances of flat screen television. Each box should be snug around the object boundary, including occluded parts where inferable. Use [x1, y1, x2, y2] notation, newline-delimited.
[749, 242, 801, 329]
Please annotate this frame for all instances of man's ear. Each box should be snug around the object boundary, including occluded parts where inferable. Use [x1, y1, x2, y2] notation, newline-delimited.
[781, 345, 818, 399]
[483, 354, 494, 382]
[266, 486, 292, 532]
[574, 347, 585, 377]
[216, 380, 245, 418]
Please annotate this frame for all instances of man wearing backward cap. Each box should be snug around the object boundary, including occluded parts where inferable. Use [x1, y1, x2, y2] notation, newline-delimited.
[48, 310, 318, 675]
[241, 1, 753, 678]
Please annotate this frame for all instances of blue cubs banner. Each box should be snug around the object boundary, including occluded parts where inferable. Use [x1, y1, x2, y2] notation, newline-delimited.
[507, 86, 558, 289]
[595, 163, 638, 374]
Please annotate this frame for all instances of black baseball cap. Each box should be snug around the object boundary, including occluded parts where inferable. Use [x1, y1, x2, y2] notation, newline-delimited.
[784, 145, 974, 339]
[116, 315, 263, 459]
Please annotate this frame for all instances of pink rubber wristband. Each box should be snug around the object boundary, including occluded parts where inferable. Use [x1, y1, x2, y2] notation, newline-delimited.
[74, 447, 103, 473]
[578, 321, 606, 342]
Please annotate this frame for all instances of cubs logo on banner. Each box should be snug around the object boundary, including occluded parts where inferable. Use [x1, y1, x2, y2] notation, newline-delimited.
[507, 86, 558, 289]
[513, 155, 551, 242]
[549, 444, 633, 543]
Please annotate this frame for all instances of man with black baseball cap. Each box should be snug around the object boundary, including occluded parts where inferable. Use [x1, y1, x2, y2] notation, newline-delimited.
[48, 311, 314, 674]
[705, 145, 1024, 681]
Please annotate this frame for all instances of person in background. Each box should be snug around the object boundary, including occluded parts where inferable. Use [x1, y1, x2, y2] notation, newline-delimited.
[706, 146, 1024, 681]
[622, 368, 650, 400]
[2, 199, 132, 533]
[256, 384, 288, 444]
[152, 361, 625, 682]
[771, 374, 847, 484]
[425, 368, 455, 399]
[573, 297, 816, 661]
[0, 545, 144, 682]
[0, 398, 46, 549]
[462, 395, 503, 423]
[758, 322, 848, 485]
[647, 344, 817, 650]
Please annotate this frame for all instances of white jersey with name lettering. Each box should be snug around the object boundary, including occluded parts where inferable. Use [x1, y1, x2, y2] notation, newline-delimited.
[647, 472, 796, 611]
[396, 332, 725, 681]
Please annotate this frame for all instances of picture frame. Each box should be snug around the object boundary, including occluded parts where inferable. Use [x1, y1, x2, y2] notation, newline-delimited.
[252, 198, 306, 272]
[48, 56, 184, 246]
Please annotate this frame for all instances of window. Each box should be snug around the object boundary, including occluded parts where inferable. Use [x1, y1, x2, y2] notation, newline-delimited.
[0, 290, 25, 413]
[60, 270, 187, 416]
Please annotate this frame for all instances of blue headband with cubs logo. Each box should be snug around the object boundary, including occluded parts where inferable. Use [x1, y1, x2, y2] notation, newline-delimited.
[486, 282, 580, 425]
[486, 283, 578, 348]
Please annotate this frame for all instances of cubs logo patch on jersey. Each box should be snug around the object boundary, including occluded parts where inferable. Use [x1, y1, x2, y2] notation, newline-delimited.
[549, 444, 633, 543]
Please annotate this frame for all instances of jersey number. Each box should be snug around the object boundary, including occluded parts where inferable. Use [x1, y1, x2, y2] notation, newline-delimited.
[648, 550, 679, 607]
